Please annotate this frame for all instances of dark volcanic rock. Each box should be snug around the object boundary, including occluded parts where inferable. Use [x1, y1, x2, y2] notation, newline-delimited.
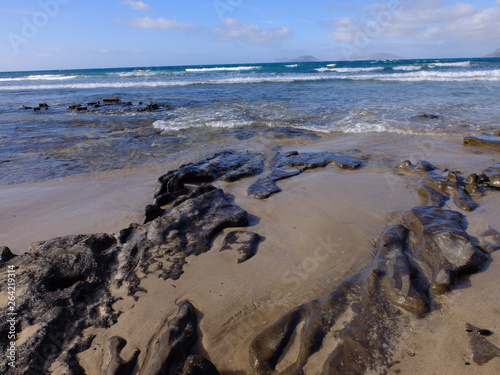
[104, 336, 140, 375]
[144, 204, 164, 224]
[464, 133, 500, 151]
[0, 234, 119, 375]
[466, 323, 500, 366]
[248, 177, 283, 199]
[403, 206, 489, 293]
[395, 160, 436, 175]
[104, 303, 221, 375]
[182, 355, 221, 375]
[414, 114, 440, 120]
[483, 162, 500, 187]
[250, 206, 490, 375]
[220, 160, 265, 182]
[102, 97, 120, 104]
[138, 301, 198, 375]
[155, 150, 265, 192]
[422, 175, 478, 211]
[116, 185, 249, 291]
[250, 225, 423, 375]
[247, 151, 362, 199]
[220, 231, 262, 263]
[0, 246, 15, 263]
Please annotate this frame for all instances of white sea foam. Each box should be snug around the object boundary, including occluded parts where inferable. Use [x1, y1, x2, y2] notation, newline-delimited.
[285, 64, 298, 68]
[327, 64, 337, 67]
[185, 66, 262, 72]
[393, 65, 422, 71]
[429, 61, 471, 68]
[315, 67, 385, 73]
[0, 74, 78, 82]
[1, 69, 499, 91]
[109, 70, 159, 77]
[153, 119, 253, 132]
[344, 69, 500, 82]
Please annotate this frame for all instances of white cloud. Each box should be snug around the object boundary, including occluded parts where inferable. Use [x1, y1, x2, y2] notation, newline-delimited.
[121, 0, 152, 12]
[215, 18, 291, 44]
[128, 17, 195, 30]
[328, 1, 500, 45]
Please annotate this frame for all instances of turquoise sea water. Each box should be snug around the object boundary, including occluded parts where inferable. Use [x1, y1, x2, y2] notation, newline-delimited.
[1, 58, 499, 184]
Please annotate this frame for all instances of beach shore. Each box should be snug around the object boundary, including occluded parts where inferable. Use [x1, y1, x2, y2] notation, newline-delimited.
[1, 133, 499, 374]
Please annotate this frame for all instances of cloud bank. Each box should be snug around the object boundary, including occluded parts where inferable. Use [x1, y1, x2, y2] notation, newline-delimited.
[215, 18, 292, 44]
[128, 17, 195, 30]
[122, 0, 152, 12]
[329, 0, 500, 45]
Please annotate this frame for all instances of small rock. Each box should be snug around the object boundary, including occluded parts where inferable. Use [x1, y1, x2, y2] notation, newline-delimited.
[220, 231, 262, 263]
[464, 133, 500, 152]
[0, 247, 16, 263]
[102, 97, 120, 104]
[182, 355, 221, 375]
[144, 204, 163, 224]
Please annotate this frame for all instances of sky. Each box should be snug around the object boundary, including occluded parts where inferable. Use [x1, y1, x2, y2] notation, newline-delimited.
[0, 0, 499, 71]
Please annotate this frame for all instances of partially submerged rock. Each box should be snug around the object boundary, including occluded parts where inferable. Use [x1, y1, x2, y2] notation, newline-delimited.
[464, 133, 500, 152]
[102, 97, 121, 104]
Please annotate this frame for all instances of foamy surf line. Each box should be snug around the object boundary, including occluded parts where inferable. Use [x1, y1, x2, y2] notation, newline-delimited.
[0, 74, 78, 82]
[185, 66, 262, 72]
[1, 70, 499, 90]
[153, 118, 452, 136]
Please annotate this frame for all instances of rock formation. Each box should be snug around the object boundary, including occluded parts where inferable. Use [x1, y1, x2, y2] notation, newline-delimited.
[0, 148, 498, 375]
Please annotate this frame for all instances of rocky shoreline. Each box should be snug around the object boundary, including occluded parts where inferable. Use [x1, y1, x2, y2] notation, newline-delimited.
[1, 134, 500, 374]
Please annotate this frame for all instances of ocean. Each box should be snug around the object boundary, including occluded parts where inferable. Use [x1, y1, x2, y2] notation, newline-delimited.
[1, 57, 499, 184]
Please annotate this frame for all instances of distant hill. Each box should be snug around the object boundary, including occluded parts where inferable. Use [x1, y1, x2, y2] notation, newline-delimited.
[349, 53, 403, 61]
[485, 48, 500, 58]
[291, 56, 321, 62]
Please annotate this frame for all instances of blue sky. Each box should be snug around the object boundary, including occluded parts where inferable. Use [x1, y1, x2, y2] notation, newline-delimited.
[0, 0, 499, 71]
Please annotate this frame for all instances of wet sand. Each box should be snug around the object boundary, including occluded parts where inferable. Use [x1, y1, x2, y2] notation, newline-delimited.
[1, 133, 499, 374]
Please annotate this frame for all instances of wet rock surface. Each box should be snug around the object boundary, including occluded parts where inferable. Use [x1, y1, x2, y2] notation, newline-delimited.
[248, 151, 362, 199]
[220, 231, 262, 263]
[0, 177, 249, 374]
[103, 301, 219, 375]
[0, 148, 499, 374]
[394, 160, 436, 175]
[21, 97, 174, 114]
[250, 206, 491, 374]
[0, 234, 119, 375]
[464, 133, 500, 151]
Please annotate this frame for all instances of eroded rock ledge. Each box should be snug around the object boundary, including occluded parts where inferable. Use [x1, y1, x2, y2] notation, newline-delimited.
[0, 148, 498, 375]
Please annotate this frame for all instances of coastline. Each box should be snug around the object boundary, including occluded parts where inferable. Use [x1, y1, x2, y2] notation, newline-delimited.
[1, 132, 499, 374]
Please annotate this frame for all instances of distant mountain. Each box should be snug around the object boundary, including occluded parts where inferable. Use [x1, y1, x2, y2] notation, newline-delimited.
[348, 53, 403, 61]
[485, 48, 500, 58]
[291, 56, 321, 62]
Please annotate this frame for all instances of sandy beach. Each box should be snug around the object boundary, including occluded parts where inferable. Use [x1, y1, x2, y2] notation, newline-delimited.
[1, 133, 499, 374]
